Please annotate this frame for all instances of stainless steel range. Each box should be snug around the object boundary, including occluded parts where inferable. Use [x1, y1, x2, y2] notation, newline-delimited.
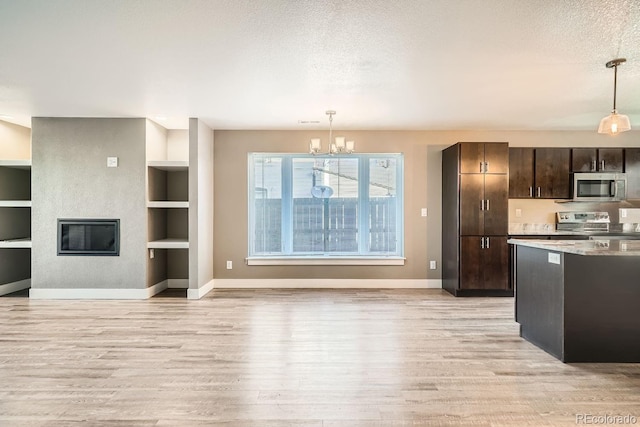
[556, 211, 610, 233]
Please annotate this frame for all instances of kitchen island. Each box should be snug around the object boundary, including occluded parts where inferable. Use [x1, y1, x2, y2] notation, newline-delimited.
[509, 238, 640, 363]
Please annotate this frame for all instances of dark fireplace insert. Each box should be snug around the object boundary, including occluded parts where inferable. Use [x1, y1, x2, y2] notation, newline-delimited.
[57, 219, 120, 256]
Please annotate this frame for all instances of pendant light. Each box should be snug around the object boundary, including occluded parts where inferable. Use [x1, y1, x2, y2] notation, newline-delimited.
[309, 110, 355, 155]
[598, 58, 631, 135]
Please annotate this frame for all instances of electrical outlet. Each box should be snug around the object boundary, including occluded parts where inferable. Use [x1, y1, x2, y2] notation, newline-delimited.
[515, 209, 522, 218]
[429, 260, 437, 270]
[149, 249, 154, 259]
[226, 260, 233, 269]
[621, 209, 627, 218]
[421, 208, 428, 217]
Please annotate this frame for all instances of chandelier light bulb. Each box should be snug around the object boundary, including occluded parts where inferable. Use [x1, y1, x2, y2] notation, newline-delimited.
[308, 111, 355, 155]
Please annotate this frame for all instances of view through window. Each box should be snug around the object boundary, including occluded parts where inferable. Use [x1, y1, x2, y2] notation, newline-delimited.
[249, 153, 403, 257]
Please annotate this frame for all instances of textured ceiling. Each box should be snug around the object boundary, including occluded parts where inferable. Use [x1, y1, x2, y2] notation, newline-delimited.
[0, 0, 639, 130]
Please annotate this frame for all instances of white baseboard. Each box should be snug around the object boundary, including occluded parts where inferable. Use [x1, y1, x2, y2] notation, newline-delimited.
[211, 279, 442, 289]
[26, 279, 442, 299]
[0, 278, 31, 296]
[187, 279, 215, 300]
[29, 281, 168, 300]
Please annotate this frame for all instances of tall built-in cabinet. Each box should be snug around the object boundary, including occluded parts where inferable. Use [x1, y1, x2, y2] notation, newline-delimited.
[0, 121, 32, 296]
[146, 122, 191, 292]
[442, 142, 511, 297]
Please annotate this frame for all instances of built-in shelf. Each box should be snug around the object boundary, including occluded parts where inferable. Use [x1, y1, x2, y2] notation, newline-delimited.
[0, 200, 32, 207]
[0, 160, 31, 169]
[148, 160, 189, 171]
[0, 152, 32, 294]
[0, 238, 32, 248]
[147, 201, 189, 208]
[147, 238, 189, 249]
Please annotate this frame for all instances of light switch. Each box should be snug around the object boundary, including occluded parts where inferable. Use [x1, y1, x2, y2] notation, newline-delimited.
[421, 208, 428, 217]
[515, 209, 522, 218]
[107, 157, 119, 168]
[621, 209, 627, 218]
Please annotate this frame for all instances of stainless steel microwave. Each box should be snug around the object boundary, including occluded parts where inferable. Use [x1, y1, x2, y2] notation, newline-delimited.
[572, 172, 626, 202]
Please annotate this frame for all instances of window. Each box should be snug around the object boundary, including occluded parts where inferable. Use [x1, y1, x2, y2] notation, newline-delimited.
[249, 153, 403, 262]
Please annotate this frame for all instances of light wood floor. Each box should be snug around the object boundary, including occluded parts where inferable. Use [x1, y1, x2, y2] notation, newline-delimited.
[0, 289, 639, 426]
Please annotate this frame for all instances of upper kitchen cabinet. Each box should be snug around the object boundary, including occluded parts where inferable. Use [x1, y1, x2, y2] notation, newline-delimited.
[508, 148, 534, 198]
[460, 142, 509, 174]
[625, 148, 640, 199]
[571, 148, 624, 172]
[508, 148, 571, 199]
[535, 148, 571, 199]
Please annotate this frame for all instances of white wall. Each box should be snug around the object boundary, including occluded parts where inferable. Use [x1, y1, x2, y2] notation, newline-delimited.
[0, 120, 31, 159]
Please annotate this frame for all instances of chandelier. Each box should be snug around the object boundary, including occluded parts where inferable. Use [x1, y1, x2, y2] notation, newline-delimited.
[309, 110, 355, 155]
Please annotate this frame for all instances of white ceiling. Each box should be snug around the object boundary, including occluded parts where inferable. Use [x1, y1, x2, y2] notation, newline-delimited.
[1, 0, 639, 130]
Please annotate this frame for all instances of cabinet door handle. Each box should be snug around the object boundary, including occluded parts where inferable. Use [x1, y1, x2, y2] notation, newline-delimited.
[486, 199, 490, 210]
[485, 162, 489, 172]
[481, 199, 485, 211]
[529, 187, 533, 197]
[486, 237, 490, 248]
[537, 187, 541, 198]
[601, 160, 605, 170]
[480, 237, 485, 249]
[592, 160, 597, 171]
[480, 162, 484, 173]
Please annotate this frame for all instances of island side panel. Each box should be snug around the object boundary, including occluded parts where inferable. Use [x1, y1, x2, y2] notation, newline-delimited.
[564, 254, 640, 362]
[515, 245, 565, 360]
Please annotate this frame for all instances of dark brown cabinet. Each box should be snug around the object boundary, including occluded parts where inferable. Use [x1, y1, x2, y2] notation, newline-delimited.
[508, 148, 571, 199]
[508, 148, 534, 198]
[461, 236, 509, 290]
[534, 148, 571, 199]
[460, 174, 508, 235]
[460, 142, 509, 174]
[625, 148, 640, 199]
[571, 148, 624, 172]
[442, 142, 511, 297]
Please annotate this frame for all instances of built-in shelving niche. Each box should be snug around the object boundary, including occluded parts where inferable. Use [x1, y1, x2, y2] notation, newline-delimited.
[0, 160, 32, 296]
[146, 123, 190, 292]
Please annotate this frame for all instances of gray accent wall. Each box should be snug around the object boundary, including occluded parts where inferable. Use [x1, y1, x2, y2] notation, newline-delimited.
[189, 118, 214, 290]
[31, 118, 147, 289]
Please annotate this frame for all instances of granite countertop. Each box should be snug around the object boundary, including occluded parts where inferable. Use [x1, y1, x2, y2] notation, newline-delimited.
[507, 238, 640, 256]
[509, 223, 640, 237]
[508, 224, 585, 236]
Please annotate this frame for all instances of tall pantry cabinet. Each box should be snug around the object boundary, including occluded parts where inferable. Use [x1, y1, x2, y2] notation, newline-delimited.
[442, 142, 512, 296]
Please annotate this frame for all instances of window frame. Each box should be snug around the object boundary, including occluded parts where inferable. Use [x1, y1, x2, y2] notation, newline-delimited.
[247, 152, 405, 265]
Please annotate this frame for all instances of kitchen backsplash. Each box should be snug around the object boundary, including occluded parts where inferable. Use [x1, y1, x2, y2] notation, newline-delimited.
[509, 199, 640, 225]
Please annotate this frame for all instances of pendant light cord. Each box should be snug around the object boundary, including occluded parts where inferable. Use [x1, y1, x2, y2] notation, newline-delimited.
[613, 64, 618, 112]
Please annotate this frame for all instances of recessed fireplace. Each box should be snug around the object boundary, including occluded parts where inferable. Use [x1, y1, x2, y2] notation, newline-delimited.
[57, 219, 120, 256]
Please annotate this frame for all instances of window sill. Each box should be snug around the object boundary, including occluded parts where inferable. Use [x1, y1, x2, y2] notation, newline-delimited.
[246, 257, 406, 266]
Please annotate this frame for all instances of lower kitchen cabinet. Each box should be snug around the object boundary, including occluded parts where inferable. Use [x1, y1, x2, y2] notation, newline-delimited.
[460, 236, 510, 293]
